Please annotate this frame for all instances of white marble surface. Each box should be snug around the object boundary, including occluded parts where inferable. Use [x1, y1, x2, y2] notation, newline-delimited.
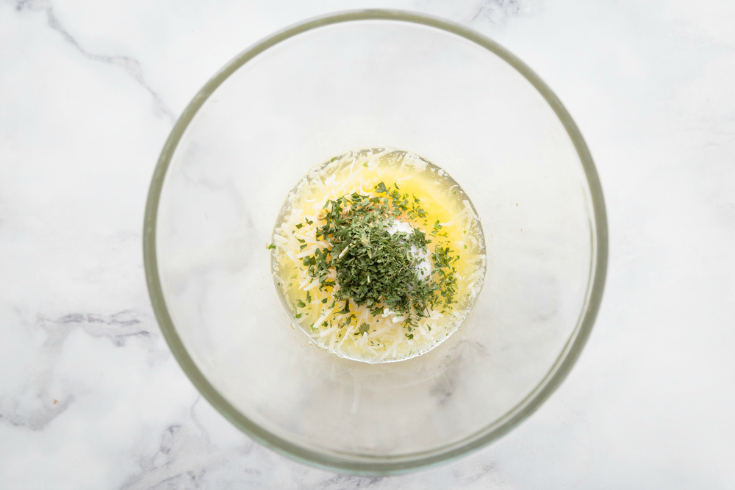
[1, 0, 734, 488]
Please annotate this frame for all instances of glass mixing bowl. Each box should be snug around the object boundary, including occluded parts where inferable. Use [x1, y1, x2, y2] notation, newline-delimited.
[144, 10, 607, 475]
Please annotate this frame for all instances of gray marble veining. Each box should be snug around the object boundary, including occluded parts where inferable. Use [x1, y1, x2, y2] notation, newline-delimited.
[13, 0, 175, 122]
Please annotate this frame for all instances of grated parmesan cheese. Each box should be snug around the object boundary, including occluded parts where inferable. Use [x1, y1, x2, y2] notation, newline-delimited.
[271, 148, 486, 363]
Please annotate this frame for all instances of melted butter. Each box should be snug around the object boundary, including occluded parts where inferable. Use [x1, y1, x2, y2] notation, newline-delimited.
[271, 148, 486, 363]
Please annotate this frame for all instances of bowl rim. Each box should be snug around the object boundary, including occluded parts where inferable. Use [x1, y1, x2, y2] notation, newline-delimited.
[143, 9, 608, 476]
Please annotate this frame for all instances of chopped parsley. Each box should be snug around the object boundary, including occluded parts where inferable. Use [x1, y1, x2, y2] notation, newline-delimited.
[297, 183, 459, 327]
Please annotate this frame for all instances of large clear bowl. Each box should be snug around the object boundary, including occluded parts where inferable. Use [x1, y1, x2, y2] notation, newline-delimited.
[144, 10, 608, 475]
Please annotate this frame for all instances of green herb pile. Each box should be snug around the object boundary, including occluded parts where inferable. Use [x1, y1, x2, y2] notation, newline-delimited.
[299, 182, 459, 330]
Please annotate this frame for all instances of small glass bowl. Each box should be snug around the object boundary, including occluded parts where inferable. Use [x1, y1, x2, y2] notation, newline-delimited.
[144, 10, 607, 475]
